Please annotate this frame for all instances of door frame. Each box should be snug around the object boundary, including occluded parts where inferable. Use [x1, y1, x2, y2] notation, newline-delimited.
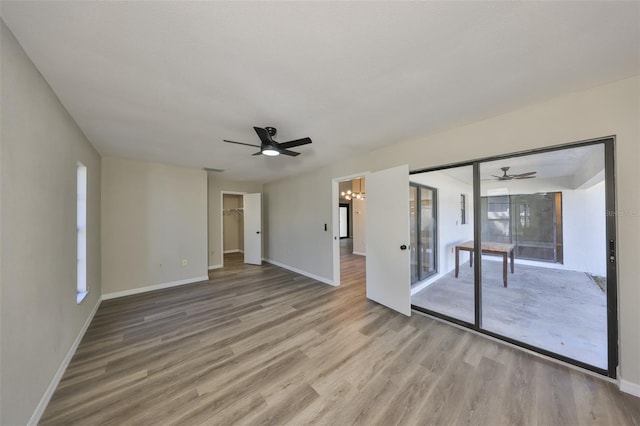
[410, 136, 618, 378]
[332, 172, 370, 286]
[220, 190, 246, 268]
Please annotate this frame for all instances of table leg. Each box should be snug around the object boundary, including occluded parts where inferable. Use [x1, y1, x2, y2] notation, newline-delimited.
[503, 253, 508, 287]
[455, 247, 460, 278]
[510, 248, 515, 273]
[469, 251, 473, 268]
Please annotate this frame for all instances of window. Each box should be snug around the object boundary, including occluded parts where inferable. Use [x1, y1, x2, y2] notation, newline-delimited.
[460, 194, 466, 224]
[77, 162, 88, 303]
[480, 193, 562, 263]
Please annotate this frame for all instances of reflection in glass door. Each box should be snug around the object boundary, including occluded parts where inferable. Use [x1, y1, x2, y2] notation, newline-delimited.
[410, 184, 437, 284]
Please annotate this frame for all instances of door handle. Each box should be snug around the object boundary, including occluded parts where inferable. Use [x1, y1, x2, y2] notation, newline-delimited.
[256, 231, 261, 234]
[609, 239, 615, 263]
[400, 244, 407, 250]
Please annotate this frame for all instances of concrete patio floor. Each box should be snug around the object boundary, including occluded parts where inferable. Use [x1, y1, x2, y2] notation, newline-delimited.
[411, 259, 608, 369]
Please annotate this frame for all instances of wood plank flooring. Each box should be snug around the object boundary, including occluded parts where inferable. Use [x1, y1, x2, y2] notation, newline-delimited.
[40, 252, 640, 425]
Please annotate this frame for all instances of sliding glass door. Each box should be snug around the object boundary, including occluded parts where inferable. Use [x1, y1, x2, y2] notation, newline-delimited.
[410, 165, 475, 324]
[479, 143, 611, 370]
[410, 184, 437, 284]
[410, 138, 617, 377]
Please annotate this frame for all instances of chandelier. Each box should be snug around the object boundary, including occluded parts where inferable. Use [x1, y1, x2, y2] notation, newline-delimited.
[341, 177, 365, 201]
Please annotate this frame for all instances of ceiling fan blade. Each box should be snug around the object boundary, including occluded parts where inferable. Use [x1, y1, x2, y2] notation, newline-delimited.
[512, 171, 536, 177]
[252, 151, 262, 156]
[279, 137, 312, 150]
[514, 176, 536, 179]
[491, 175, 504, 179]
[253, 127, 273, 145]
[223, 140, 261, 148]
[279, 149, 300, 157]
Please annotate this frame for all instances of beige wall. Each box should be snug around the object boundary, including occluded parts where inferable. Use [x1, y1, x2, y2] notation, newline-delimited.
[1, 21, 102, 425]
[208, 175, 262, 268]
[223, 194, 244, 253]
[264, 76, 640, 386]
[101, 157, 207, 296]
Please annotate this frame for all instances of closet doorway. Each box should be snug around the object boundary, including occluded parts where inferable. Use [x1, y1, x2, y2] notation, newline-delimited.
[220, 191, 262, 267]
[222, 193, 244, 264]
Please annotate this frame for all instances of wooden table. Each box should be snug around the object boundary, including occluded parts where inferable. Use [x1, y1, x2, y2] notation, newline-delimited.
[455, 240, 515, 287]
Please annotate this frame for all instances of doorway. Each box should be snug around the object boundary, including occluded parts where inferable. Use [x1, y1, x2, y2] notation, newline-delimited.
[220, 191, 262, 268]
[222, 194, 244, 261]
[332, 173, 368, 286]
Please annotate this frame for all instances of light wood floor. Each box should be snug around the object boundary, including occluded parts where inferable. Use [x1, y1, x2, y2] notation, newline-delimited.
[40, 252, 640, 425]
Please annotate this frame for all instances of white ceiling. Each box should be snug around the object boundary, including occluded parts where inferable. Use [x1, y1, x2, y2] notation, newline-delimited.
[2, 1, 639, 182]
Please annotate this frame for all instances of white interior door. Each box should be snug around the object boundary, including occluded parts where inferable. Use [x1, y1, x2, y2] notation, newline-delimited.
[243, 193, 262, 265]
[365, 165, 411, 316]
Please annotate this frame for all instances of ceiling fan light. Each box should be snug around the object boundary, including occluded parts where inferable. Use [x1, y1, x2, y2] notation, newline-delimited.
[262, 147, 279, 156]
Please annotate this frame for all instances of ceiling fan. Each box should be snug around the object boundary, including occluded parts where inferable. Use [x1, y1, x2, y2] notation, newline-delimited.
[223, 126, 312, 157]
[491, 167, 537, 181]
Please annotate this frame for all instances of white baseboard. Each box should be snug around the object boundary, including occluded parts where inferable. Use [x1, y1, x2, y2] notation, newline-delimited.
[28, 297, 101, 426]
[352, 251, 366, 256]
[101, 276, 209, 300]
[266, 258, 335, 286]
[223, 249, 243, 254]
[208, 264, 222, 270]
[620, 378, 640, 397]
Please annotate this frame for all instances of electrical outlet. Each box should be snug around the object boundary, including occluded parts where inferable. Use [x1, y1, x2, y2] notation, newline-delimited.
[182, 259, 188, 266]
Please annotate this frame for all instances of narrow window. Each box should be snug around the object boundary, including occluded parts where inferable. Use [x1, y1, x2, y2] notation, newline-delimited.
[77, 162, 88, 303]
[460, 194, 467, 224]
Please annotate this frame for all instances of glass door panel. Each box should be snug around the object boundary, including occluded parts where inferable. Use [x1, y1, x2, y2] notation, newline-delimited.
[479, 144, 608, 369]
[410, 186, 419, 283]
[410, 165, 475, 324]
[419, 187, 436, 280]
